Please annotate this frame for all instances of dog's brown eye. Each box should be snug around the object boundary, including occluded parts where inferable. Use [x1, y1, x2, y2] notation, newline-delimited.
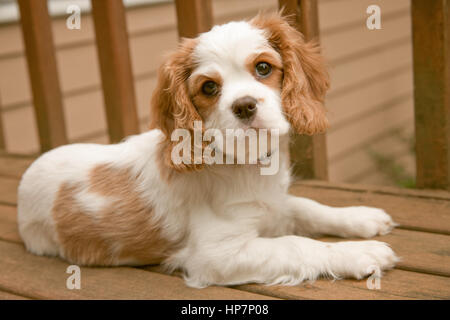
[255, 62, 272, 77]
[202, 81, 218, 96]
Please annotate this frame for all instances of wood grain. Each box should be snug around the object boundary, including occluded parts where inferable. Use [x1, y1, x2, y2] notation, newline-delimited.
[0, 240, 274, 300]
[2, 205, 448, 277]
[2, 157, 449, 299]
[0, 205, 20, 243]
[0, 154, 33, 179]
[290, 183, 450, 235]
[237, 269, 450, 300]
[411, 0, 450, 190]
[91, 0, 140, 143]
[0, 177, 18, 206]
[0, 290, 30, 300]
[17, 0, 67, 152]
[0, 94, 5, 150]
[174, 0, 213, 38]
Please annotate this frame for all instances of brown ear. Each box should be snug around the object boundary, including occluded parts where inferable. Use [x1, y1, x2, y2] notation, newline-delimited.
[251, 13, 330, 135]
[150, 38, 203, 171]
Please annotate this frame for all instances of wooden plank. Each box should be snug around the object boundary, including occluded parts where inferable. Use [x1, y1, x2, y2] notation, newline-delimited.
[237, 269, 450, 300]
[174, 0, 213, 38]
[17, 0, 67, 152]
[411, 0, 450, 190]
[1, 202, 448, 298]
[290, 182, 450, 235]
[296, 179, 450, 201]
[0, 240, 274, 300]
[0, 290, 30, 300]
[2, 203, 448, 278]
[0, 177, 19, 206]
[279, 0, 328, 180]
[0, 205, 20, 244]
[147, 261, 450, 300]
[0, 94, 5, 150]
[378, 229, 450, 277]
[0, 154, 33, 179]
[91, 0, 139, 144]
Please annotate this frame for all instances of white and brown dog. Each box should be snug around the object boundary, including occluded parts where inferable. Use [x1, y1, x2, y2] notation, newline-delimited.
[17, 13, 398, 288]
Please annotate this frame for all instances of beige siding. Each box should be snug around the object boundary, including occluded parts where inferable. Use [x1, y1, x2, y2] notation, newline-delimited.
[0, 0, 415, 186]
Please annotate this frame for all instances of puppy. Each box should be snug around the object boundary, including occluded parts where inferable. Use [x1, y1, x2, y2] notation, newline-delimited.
[17, 13, 398, 288]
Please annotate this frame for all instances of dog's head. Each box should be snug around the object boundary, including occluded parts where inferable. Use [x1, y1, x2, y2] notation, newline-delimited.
[150, 12, 330, 171]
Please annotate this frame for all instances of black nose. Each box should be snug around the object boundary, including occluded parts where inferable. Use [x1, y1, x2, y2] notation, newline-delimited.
[232, 96, 257, 120]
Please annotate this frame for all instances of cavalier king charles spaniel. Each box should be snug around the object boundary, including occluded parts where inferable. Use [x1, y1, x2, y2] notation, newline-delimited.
[17, 13, 398, 288]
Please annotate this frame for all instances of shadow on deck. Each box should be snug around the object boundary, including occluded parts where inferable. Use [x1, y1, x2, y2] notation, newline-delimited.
[0, 152, 449, 300]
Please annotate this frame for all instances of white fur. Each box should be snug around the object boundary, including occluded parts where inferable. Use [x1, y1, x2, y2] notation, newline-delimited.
[193, 22, 290, 136]
[17, 20, 398, 288]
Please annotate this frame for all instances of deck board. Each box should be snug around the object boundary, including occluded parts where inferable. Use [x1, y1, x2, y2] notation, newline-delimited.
[2, 205, 449, 277]
[0, 241, 273, 300]
[1, 154, 449, 300]
[0, 290, 30, 300]
[145, 265, 450, 300]
[0, 153, 34, 179]
[0, 177, 19, 206]
[236, 270, 450, 300]
[290, 182, 450, 235]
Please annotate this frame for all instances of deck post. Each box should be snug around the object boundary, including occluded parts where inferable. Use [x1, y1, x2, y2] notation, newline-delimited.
[411, 0, 450, 190]
[0, 94, 4, 150]
[91, 0, 140, 143]
[174, 0, 213, 38]
[279, 0, 328, 180]
[17, 0, 68, 152]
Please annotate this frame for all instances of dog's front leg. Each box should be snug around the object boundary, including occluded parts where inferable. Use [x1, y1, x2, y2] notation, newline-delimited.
[285, 195, 398, 238]
[177, 233, 397, 288]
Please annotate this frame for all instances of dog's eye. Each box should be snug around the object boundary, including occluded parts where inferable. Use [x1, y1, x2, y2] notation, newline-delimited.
[202, 81, 218, 96]
[255, 62, 272, 77]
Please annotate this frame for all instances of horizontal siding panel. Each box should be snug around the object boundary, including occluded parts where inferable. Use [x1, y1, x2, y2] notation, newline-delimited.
[321, 13, 411, 63]
[2, 106, 38, 154]
[328, 96, 414, 160]
[0, 56, 31, 107]
[328, 41, 412, 95]
[327, 69, 413, 130]
[135, 76, 157, 121]
[63, 90, 106, 142]
[329, 122, 414, 182]
[318, 0, 410, 32]
[349, 150, 416, 185]
[56, 44, 101, 95]
[0, 24, 23, 57]
[130, 29, 178, 78]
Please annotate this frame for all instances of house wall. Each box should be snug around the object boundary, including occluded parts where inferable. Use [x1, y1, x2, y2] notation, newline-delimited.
[0, 0, 415, 186]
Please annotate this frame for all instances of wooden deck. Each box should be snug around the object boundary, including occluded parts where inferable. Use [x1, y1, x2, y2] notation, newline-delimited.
[0, 152, 449, 300]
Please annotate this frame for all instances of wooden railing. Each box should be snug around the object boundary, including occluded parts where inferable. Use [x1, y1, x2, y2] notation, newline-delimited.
[13, 0, 450, 190]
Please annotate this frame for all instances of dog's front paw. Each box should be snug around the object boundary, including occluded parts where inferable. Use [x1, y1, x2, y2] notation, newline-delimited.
[335, 206, 398, 238]
[331, 240, 399, 279]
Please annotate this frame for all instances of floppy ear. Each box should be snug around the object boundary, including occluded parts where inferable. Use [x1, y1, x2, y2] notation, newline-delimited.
[150, 38, 203, 171]
[251, 13, 330, 135]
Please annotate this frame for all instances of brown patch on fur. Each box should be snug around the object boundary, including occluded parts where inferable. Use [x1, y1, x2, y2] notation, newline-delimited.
[53, 164, 179, 266]
[149, 38, 206, 173]
[245, 51, 283, 91]
[251, 12, 330, 135]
